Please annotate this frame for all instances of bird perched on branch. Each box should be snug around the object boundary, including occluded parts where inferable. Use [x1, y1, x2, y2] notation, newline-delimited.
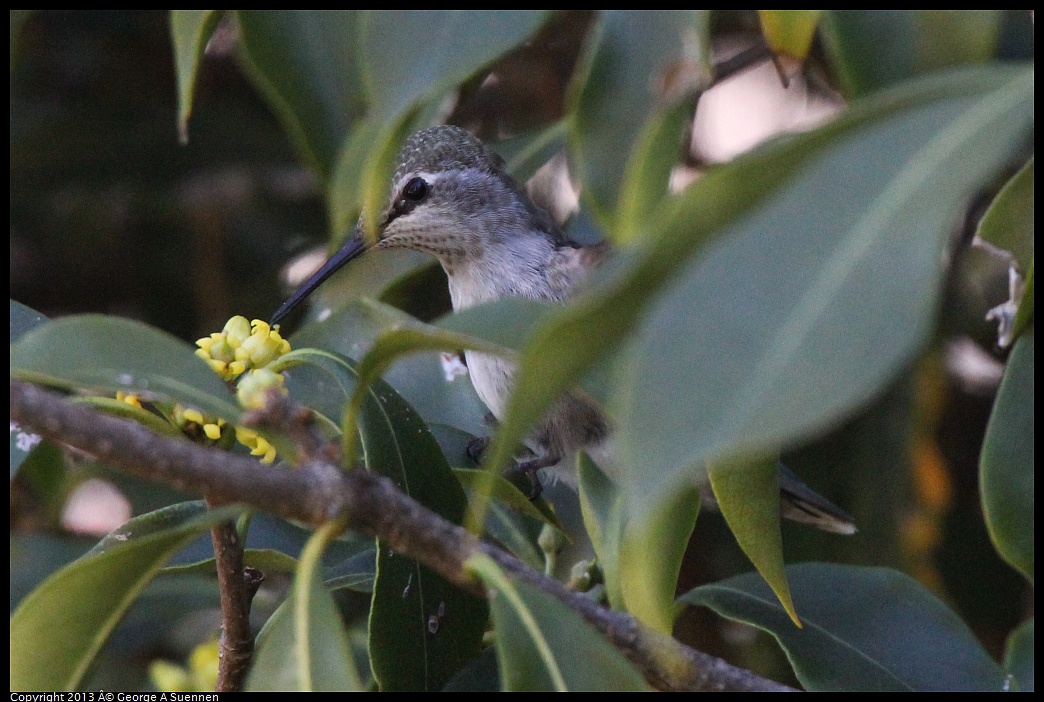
[273, 124, 854, 534]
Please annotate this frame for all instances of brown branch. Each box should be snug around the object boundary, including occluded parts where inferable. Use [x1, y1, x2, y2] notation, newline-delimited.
[10, 379, 796, 693]
[206, 504, 257, 692]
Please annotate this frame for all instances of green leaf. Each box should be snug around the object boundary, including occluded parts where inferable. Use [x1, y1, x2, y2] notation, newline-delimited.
[1004, 617, 1034, 692]
[613, 66, 1033, 524]
[453, 468, 562, 530]
[497, 120, 568, 184]
[163, 548, 300, 576]
[466, 554, 650, 691]
[10, 314, 242, 421]
[246, 522, 364, 691]
[617, 472, 699, 634]
[168, 10, 224, 143]
[358, 370, 488, 690]
[10, 503, 242, 691]
[758, 10, 822, 62]
[708, 456, 797, 626]
[10, 299, 47, 342]
[289, 297, 490, 437]
[236, 10, 365, 182]
[360, 11, 550, 124]
[980, 332, 1034, 583]
[820, 11, 1003, 98]
[288, 344, 487, 691]
[577, 452, 625, 609]
[577, 452, 698, 632]
[977, 157, 1033, 274]
[568, 10, 710, 241]
[680, 563, 1007, 691]
[324, 547, 377, 593]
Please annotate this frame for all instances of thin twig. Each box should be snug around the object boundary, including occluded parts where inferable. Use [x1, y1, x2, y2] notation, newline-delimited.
[206, 500, 255, 692]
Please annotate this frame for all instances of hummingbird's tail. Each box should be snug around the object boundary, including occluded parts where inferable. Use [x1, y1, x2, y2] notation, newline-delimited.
[777, 464, 857, 535]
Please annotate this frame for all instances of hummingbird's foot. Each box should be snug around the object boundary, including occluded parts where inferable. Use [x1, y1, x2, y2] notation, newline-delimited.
[508, 450, 562, 500]
[465, 436, 489, 465]
[504, 461, 544, 500]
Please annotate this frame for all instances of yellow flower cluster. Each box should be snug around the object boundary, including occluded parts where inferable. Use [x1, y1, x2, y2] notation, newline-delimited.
[149, 638, 219, 693]
[195, 316, 291, 382]
[235, 427, 278, 464]
[116, 391, 142, 408]
[169, 317, 293, 464]
[174, 405, 227, 443]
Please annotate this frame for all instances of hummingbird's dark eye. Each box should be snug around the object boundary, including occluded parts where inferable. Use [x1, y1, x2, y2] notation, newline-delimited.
[403, 177, 429, 202]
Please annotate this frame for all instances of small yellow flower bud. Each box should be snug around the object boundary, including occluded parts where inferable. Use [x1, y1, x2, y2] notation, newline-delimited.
[116, 392, 143, 408]
[222, 316, 252, 346]
[202, 423, 222, 441]
[236, 368, 287, 409]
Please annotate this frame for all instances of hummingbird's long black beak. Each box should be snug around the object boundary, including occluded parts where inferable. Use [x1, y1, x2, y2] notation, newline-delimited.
[271, 228, 369, 325]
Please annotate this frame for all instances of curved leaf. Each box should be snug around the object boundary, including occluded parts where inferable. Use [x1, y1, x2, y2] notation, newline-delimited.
[169, 10, 224, 143]
[10, 315, 241, 420]
[569, 10, 710, 240]
[679, 563, 1006, 691]
[1004, 617, 1034, 692]
[236, 10, 365, 182]
[614, 66, 1034, 522]
[11, 503, 242, 691]
[466, 554, 650, 691]
[708, 455, 796, 626]
[360, 11, 550, 124]
[358, 370, 488, 691]
[820, 11, 1003, 98]
[977, 157, 1033, 273]
[246, 521, 364, 691]
[980, 332, 1034, 583]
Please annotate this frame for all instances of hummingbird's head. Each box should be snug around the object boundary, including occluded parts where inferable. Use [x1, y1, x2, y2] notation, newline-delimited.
[272, 125, 558, 324]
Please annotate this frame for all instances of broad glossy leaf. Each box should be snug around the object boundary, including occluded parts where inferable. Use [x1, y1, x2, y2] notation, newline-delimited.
[361, 11, 550, 124]
[617, 470, 699, 634]
[163, 548, 299, 577]
[358, 370, 488, 691]
[1004, 617, 1034, 692]
[820, 11, 1003, 98]
[569, 10, 710, 240]
[236, 10, 365, 182]
[10, 315, 241, 420]
[11, 503, 242, 691]
[324, 547, 377, 593]
[708, 456, 797, 626]
[614, 66, 1033, 522]
[497, 120, 568, 184]
[288, 346, 486, 691]
[288, 297, 489, 437]
[467, 554, 650, 691]
[10, 299, 47, 342]
[246, 522, 363, 691]
[680, 563, 1007, 691]
[168, 10, 223, 143]
[577, 452, 625, 609]
[977, 157, 1033, 274]
[980, 332, 1034, 583]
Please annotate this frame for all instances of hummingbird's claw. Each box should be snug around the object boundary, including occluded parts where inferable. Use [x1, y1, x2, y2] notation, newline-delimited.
[465, 436, 489, 465]
[505, 461, 544, 500]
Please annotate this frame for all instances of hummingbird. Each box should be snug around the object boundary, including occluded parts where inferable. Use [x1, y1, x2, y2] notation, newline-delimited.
[272, 124, 855, 534]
